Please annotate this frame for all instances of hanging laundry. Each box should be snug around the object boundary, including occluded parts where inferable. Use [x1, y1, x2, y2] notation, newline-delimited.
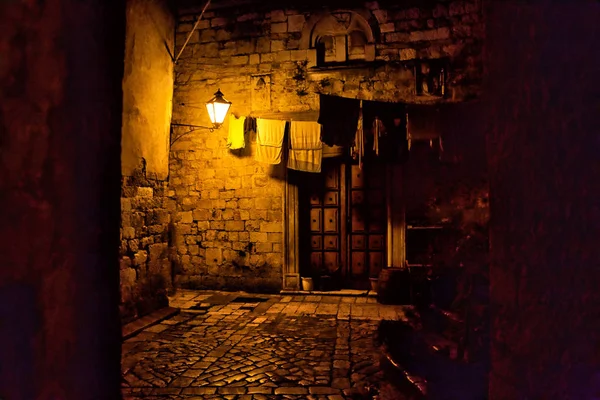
[287, 121, 323, 173]
[406, 104, 441, 141]
[372, 116, 384, 156]
[318, 94, 360, 147]
[227, 115, 246, 150]
[363, 100, 408, 164]
[351, 100, 365, 169]
[255, 118, 287, 164]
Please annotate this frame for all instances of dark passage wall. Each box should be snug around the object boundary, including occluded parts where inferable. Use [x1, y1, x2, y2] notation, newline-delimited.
[485, 1, 600, 398]
[0, 0, 124, 399]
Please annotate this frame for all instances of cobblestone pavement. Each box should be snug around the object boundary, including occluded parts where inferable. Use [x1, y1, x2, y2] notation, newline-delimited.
[122, 290, 410, 400]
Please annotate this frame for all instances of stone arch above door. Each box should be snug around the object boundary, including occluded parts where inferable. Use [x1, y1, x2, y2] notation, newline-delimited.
[300, 10, 377, 65]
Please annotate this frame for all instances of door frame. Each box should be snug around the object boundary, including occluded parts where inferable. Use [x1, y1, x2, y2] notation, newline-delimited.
[282, 163, 405, 291]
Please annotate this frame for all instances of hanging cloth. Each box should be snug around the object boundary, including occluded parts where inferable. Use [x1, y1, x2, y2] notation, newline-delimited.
[372, 117, 385, 156]
[318, 94, 360, 147]
[227, 115, 246, 150]
[287, 121, 323, 173]
[351, 100, 365, 169]
[255, 118, 287, 164]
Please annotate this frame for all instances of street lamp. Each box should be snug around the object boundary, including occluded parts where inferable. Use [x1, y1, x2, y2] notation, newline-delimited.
[205, 88, 232, 129]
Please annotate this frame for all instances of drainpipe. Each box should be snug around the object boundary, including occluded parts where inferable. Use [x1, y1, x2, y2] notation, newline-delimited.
[174, 0, 211, 64]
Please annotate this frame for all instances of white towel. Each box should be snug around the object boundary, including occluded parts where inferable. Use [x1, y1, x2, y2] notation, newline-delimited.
[287, 121, 323, 173]
[227, 115, 246, 150]
[255, 118, 287, 164]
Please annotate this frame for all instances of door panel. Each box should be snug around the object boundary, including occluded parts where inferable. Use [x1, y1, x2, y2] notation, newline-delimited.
[324, 235, 338, 250]
[311, 252, 323, 269]
[351, 166, 364, 188]
[311, 236, 323, 250]
[325, 167, 339, 189]
[352, 235, 366, 250]
[324, 191, 339, 206]
[323, 252, 339, 272]
[369, 252, 384, 275]
[310, 209, 322, 232]
[323, 209, 339, 233]
[351, 252, 366, 275]
[369, 235, 385, 250]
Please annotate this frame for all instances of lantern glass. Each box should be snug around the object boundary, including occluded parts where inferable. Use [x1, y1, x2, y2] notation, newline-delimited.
[205, 89, 231, 128]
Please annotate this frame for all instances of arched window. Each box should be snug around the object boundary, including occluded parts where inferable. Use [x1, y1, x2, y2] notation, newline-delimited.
[307, 11, 375, 66]
[348, 30, 367, 60]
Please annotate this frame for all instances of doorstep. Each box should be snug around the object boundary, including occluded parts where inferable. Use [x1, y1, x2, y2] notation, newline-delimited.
[122, 306, 179, 340]
[280, 289, 377, 297]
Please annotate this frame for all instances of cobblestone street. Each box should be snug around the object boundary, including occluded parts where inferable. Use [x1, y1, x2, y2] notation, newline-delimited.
[122, 290, 410, 399]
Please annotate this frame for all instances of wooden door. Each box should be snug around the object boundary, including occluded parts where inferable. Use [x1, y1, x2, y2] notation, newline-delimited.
[347, 164, 386, 288]
[299, 161, 386, 288]
[300, 162, 346, 278]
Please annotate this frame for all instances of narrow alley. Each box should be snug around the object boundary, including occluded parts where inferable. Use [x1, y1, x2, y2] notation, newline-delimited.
[122, 290, 410, 399]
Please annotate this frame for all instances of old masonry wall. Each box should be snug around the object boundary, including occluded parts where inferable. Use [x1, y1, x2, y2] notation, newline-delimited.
[170, 0, 484, 292]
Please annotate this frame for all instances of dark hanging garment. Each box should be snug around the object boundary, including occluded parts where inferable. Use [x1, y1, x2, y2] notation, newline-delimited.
[318, 94, 360, 147]
[362, 100, 408, 164]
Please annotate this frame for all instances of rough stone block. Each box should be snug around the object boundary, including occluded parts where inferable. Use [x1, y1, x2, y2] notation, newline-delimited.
[133, 250, 148, 266]
[373, 9, 388, 23]
[250, 54, 260, 64]
[385, 32, 409, 43]
[193, 209, 211, 221]
[400, 48, 417, 60]
[137, 187, 153, 197]
[205, 248, 222, 265]
[123, 227, 135, 239]
[236, 40, 255, 54]
[225, 220, 245, 231]
[239, 232, 250, 241]
[260, 222, 282, 233]
[449, 1, 466, 16]
[271, 40, 285, 52]
[407, 7, 420, 19]
[271, 23, 288, 34]
[222, 209, 235, 220]
[121, 198, 132, 212]
[270, 10, 286, 22]
[239, 199, 255, 209]
[215, 29, 232, 42]
[256, 242, 273, 253]
[250, 209, 268, 220]
[291, 49, 307, 61]
[197, 221, 210, 231]
[256, 37, 271, 53]
[211, 17, 228, 27]
[409, 27, 450, 42]
[179, 211, 193, 223]
[267, 232, 283, 242]
[230, 55, 248, 65]
[200, 29, 216, 43]
[120, 256, 132, 270]
[250, 232, 268, 242]
[237, 12, 260, 22]
[287, 14, 305, 32]
[255, 198, 271, 210]
[120, 268, 137, 289]
[210, 221, 225, 230]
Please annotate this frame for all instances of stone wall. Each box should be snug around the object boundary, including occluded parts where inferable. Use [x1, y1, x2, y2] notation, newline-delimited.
[120, 0, 175, 321]
[170, 0, 484, 291]
[119, 168, 175, 323]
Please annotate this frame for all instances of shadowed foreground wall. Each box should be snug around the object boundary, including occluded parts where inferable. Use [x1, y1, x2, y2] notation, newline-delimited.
[0, 0, 124, 399]
[485, 1, 600, 398]
[120, 0, 175, 323]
